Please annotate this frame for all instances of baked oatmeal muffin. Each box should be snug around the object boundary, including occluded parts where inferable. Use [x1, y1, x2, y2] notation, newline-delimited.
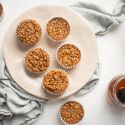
[16, 19, 42, 45]
[0, 3, 4, 20]
[60, 101, 84, 125]
[56, 44, 81, 69]
[46, 17, 70, 42]
[25, 48, 50, 74]
[42, 69, 69, 95]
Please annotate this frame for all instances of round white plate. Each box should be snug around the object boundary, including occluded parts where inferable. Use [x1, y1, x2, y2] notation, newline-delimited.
[3, 5, 98, 100]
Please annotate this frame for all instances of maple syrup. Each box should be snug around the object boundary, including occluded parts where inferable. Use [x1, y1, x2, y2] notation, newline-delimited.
[108, 75, 125, 106]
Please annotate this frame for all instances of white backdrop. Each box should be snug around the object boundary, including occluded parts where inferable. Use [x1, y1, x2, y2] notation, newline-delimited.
[0, 0, 125, 125]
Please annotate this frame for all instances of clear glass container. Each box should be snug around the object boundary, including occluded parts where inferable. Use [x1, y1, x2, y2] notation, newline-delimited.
[108, 75, 125, 107]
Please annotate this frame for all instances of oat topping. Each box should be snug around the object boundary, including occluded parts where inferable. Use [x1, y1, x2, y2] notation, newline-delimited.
[16, 19, 42, 45]
[43, 69, 69, 94]
[0, 3, 3, 16]
[25, 48, 50, 74]
[60, 101, 84, 124]
[46, 17, 70, 41]
[57, 44, 81, 68]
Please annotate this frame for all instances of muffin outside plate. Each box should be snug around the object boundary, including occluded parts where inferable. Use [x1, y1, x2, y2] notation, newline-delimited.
[42, 69, 69, 95]
[46, 17, 70, 43]
[0, 3, 4, 21]
[16, 19, 42, 45]
[56, 44, 81, 69]
[60, 101, 84, 125]
[24, 48, 50, 74]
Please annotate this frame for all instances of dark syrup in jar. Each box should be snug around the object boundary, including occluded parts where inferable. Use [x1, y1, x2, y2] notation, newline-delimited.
[108, 75, 125, 106]
[116, 79, 125, 103]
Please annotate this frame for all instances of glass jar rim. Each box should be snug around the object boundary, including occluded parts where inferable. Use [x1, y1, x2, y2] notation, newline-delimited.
[113, 75, 125, 106]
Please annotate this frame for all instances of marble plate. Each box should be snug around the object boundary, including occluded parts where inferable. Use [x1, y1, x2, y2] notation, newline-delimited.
[3, 5, 98, 99]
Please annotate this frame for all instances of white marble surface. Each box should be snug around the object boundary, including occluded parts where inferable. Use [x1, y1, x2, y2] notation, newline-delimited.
[1, 0, 125, 125]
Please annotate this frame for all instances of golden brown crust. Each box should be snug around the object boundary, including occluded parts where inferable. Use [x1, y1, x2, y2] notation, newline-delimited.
[25, 48, 50, 74]
[60, 101, 84, 124]
[57, 44, 81, 68]
[16, 19, 42, 45]
[43, 69, 69, 95]
[0, 3, 3, 16]
[46, 17, 70, 42]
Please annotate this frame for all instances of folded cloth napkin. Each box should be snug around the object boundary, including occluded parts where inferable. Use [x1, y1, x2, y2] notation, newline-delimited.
[0, 0, 125, 124]
[0, 58, 47, 125]
[72, 0, 125, 35]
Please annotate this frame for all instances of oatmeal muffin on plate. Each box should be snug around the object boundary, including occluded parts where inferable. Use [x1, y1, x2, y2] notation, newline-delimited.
[56, 44, 81, 69]
[42, 69, 69, 95]
[46, 17, 70, 43]
[16, 19, 42, 45]
[24, 48, 50, 74]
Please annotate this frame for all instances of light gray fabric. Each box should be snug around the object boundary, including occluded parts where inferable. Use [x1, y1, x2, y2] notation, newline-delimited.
[0, 58, 47, 125]
[1, 0, 125, 124]
[72, 0, 125, 35]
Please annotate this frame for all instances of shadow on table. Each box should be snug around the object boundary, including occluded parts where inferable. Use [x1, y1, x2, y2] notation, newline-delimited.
[106, 94, 125, 117]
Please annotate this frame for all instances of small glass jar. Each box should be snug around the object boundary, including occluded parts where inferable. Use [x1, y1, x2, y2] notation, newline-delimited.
[108, 75, 125, 107]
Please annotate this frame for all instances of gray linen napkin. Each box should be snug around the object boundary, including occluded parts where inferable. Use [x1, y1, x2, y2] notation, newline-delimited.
[0, 58, 47, 125]
[0, 0, 125, 124]
[72, 0, 125, 35]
